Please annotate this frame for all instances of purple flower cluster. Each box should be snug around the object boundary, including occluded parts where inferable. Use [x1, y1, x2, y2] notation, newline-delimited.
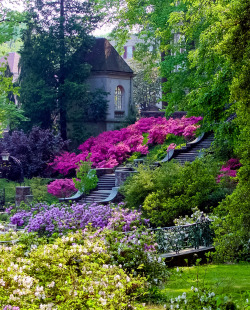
[9, 202, 148, 236]
[3, 306, 20, 310]
[10, 210, 33, 226]
[24, 203, 113, 235]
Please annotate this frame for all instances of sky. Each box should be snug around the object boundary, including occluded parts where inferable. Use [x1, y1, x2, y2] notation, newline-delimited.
[1, 0, 114, 37]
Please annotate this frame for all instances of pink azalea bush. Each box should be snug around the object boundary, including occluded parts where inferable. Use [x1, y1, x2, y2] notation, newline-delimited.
[217, 158, 242, 183]
[47, 179, 77, 198]
[50, 116, 203, 175]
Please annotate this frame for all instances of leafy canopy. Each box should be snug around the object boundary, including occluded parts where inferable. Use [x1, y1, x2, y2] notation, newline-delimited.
[18, 0, 106, 139]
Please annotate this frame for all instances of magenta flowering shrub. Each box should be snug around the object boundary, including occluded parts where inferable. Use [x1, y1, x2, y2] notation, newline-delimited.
[47, 179, 77, 198]
[50, 116, 203, 175]
[217, 158, 242, 183]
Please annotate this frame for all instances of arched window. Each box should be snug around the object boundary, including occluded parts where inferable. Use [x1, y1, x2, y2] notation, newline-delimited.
[115, 86, 124, 111]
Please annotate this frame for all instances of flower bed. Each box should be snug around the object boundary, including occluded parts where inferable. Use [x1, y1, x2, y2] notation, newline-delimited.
[9, 202, 149, 236]
[8, 202, 168, 285]
[50, 116, 202, 175]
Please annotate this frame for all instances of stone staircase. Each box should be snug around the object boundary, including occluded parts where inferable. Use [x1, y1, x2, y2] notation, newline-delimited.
[79, 173, 116, 204]
[172, 134, 214, 164]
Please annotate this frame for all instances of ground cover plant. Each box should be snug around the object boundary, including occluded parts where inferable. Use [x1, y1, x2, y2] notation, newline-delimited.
[0, 201, 170, 309]
[50, 116, 202, 175]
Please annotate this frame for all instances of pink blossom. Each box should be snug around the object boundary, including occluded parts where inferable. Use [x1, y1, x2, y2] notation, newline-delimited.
[47, 179, 77, 198]
[217, 158, 241, 182]
[167, 143, 177, 152]
[50, 116, 202, 175]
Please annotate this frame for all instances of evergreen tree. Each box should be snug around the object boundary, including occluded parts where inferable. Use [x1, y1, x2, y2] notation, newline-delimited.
[19, 0, 104, 140]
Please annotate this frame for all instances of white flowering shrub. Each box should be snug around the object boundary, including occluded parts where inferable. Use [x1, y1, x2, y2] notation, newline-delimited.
[102, 225, 169, 285]
[0, 231, 147, 309]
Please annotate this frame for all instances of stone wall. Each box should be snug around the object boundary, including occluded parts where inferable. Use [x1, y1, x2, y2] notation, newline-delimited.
[115, 169, 137, 187]
[15, 186, 33, 206]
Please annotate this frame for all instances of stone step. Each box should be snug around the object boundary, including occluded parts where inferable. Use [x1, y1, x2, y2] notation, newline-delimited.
[171, 134, 214, 164]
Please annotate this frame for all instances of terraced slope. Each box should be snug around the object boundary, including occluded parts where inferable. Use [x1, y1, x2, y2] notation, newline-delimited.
[172, 134, 214, 164]
[79, 173, 116, 204]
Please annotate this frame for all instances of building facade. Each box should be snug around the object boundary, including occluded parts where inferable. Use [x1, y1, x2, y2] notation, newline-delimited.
[82, 38, 134, 131]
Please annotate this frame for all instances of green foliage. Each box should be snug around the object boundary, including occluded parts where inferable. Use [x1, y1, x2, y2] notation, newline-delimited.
[67, 88, 109, 146]
[213, 164, 250, 262]
[106, 0, 249, 163]
[131, 61, 162, 113]
[0, 178, 57, 205]
[0, 213, 9, 222]
[0, 229, 21, 242]
[29, 177, 58, 204]
[163, 263, 250, 309]
[145, 134, 186, 163]
[121, 158, 223, 226]
[18, 0, 104, 139]
[0, 9, 26, 132]
[73, 160, 98, 195]
[103, 227, 169, 284]
[0, 178, 16, 204]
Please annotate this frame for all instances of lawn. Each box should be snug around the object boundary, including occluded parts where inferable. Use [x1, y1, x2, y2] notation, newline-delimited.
[143, 263, 250, 309]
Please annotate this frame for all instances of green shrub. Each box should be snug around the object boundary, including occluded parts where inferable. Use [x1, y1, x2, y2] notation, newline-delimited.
[144, 134, 186, 163]
[30, 177, 58, 203]
[121, 157, 222, 226]
[73, 160, 98, 195]
[0, 178, 58, 206]
[104, 227, 169, 284]
[0, 213, 9, 222]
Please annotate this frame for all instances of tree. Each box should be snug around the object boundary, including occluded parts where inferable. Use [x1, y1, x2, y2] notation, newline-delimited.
[106, 0, 250, 260]
[132, 63, 162, 113]
[0, 7, 26, 132]
[19, 0, 105, 140]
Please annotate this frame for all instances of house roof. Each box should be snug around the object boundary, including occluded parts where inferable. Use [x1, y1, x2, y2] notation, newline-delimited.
[0, 39, 133, 78]
[83, 38, 134, 75]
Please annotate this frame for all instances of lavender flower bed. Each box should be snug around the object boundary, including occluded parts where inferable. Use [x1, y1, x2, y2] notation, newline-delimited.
[9, 202, 148, 236]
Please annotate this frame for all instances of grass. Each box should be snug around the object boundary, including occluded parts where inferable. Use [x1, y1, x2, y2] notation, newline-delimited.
[142, 263, 250, 309]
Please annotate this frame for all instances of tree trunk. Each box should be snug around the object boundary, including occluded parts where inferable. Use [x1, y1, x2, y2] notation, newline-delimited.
[58, 0, 67, 140]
